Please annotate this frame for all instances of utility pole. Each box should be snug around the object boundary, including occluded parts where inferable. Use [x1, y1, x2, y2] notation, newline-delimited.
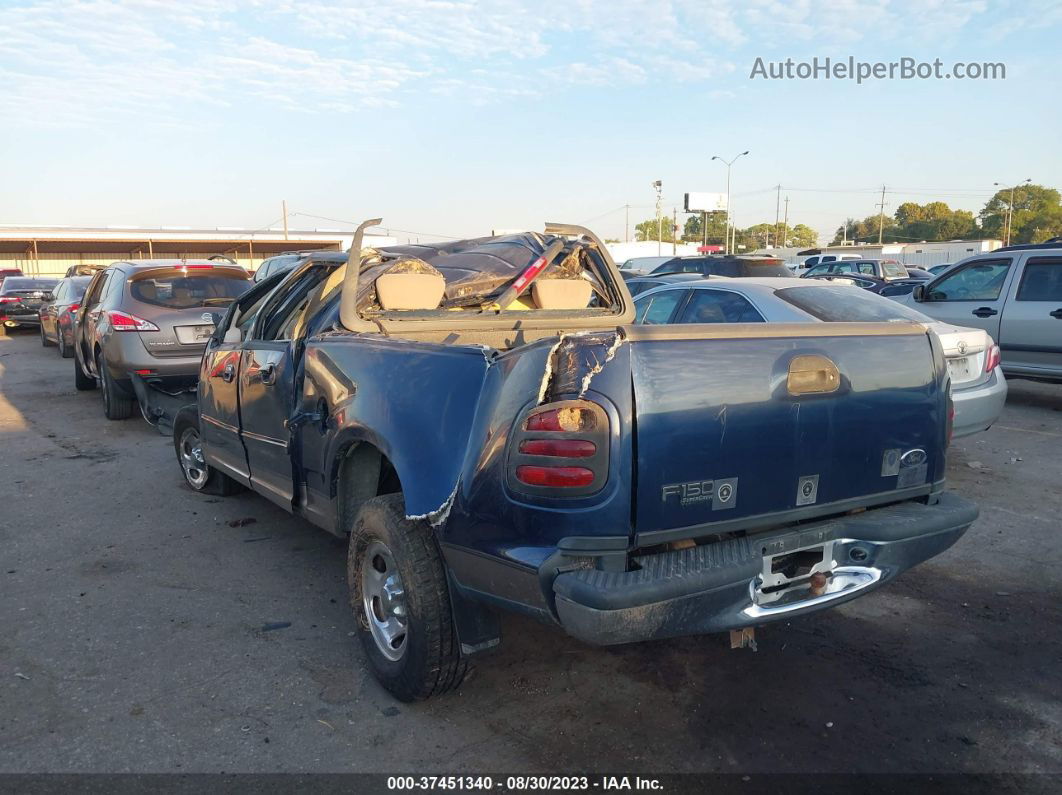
[773, 184, 782, 248]
[711, 150, 749, 255]
[672, 208, 677, 255]
[876, 185, 887, 245]
[782, 196, 790, 247]
[624, 204, 630, 243]
[282, 200, 289, 240]
[994, 179, 1031, 245]
[701, 211, 708, 249]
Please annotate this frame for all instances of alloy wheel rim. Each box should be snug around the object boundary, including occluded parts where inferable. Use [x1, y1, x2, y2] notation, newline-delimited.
[360, 540, 409, 661]
[178, 427, 209, 489]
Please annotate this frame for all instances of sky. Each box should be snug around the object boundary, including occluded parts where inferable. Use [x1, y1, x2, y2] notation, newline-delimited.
[1, 0, 1061, 246]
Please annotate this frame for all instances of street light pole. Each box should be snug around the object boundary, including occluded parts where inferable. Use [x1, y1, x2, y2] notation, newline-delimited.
[651, 180, 663, 256]
[711, 151, 749, 255]
[994, 179, 1031, 246]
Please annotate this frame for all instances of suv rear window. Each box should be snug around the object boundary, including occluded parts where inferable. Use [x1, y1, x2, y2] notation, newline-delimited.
[775, 284, 931, 323]
[130, 270, 250, 309]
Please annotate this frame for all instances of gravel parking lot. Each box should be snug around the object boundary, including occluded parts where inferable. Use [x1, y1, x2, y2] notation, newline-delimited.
[1, 327, 1060, 776]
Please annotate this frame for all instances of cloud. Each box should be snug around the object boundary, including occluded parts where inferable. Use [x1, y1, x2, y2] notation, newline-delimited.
[0, 0, 1046, 127]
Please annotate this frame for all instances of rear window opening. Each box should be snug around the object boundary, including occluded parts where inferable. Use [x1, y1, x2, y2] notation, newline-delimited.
[130, 270, 251, 309]
[776, 284, 932, 323]
[1, 278, 58, 293]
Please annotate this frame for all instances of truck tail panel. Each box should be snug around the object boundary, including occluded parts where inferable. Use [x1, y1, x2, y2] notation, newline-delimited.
[623, 323, 947, 538]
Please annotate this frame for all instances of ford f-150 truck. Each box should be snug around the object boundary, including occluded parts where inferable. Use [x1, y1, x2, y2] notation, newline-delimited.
[168, 220, 978, 701]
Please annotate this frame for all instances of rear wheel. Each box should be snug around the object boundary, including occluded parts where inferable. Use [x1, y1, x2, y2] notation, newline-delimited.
[98, 352, 134, 420]
[74, 350, 97, 391]
[348, 494, 468, 701]
[172, 412, 242, 496]
[40, 323, 55, 347]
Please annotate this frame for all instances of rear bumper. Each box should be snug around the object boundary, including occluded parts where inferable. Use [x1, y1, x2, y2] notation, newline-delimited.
[1, 311, 40, 326]
[104, 334, 203, 383]
[952, 368, 1007, 439]
[552, 493, 977, 646]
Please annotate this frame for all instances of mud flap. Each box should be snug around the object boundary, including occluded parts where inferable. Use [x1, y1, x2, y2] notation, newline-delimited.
[130, 374, 197, 436]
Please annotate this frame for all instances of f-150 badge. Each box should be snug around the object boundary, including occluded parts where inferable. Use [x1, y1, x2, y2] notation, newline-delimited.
[661, 478, 737, 510]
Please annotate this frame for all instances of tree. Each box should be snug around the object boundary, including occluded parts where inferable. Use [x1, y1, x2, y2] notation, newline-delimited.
[831, 214, 898, 245]
[634, 216, 675, 243]
[980, 184, 1062, 243]
[682, 212, 727, 244]
[894, 201, 976, 241]
[787, 224, 818, 248]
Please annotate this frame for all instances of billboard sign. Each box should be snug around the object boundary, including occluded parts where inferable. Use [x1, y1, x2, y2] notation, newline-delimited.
[684, 192, 727, 213]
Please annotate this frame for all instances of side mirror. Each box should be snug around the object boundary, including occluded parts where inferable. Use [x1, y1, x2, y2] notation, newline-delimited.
[912, 284, 926, 302]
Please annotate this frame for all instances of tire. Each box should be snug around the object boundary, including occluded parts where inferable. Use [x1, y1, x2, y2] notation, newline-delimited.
[348, 494, 468, 701]
[58, 331, 73, 358]
[172, 412, 242, 496]
[40, 324, 55, 347]
[74, 349, 97, 391]
[98, 352, 134, 420]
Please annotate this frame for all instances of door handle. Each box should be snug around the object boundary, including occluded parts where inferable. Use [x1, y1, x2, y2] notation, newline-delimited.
[1050, 309, 1062, 319]
[220, 363, 236, 383]
[972, 307, 998, 318]
[259, 363, 276, 385]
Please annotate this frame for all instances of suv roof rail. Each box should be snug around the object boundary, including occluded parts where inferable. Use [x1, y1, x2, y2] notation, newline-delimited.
[995, 239, 1062, 252]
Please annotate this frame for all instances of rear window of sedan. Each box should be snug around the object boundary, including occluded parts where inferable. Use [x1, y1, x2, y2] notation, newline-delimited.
[1, 278, 58, 292]
[129, 269, 251, 309]
[775, 284, 931, 323]
[881, 261, 909, 279]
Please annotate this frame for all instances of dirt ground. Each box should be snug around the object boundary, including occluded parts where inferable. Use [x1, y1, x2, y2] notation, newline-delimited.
[1, 328, 1060, 775]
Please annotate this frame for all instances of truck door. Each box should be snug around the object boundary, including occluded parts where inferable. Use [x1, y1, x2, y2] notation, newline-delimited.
[915, 256, 1015, 339]
[238, 266, 332, 509]
[198, 282, 278, 484]
[998, 256, 1062, 376]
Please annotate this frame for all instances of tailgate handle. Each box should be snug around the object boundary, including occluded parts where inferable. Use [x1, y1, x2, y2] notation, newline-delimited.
[972, 307, 998, 318]
[787, 355, 840, 396]
[1050, 308, 1062, 319]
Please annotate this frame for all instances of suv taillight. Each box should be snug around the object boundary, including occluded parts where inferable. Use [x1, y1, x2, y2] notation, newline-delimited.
[67, 303, 80, 313]
[108, 310, 159, 332]
[984, 338, 1001, 373]
[508, 401, 609, 496]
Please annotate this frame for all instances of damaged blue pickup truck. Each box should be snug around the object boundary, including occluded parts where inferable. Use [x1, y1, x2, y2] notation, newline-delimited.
[169, 220, 978, 701]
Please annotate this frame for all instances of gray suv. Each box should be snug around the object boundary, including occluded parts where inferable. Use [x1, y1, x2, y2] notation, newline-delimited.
[903, 244, 1062, 382]
[73, 260, 252, 419]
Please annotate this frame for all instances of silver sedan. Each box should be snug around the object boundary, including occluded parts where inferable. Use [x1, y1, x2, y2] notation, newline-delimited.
[631, 277, 1007, 439]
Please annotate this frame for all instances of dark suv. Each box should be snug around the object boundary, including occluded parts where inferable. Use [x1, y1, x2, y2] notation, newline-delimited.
[73, 260, 252, 419]
[650, 255, 793, 278]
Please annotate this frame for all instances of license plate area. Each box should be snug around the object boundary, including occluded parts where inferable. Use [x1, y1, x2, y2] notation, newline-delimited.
[175, 324, 214, 344]
[947, 356, 974, 382]
[757, 541, 835, 598]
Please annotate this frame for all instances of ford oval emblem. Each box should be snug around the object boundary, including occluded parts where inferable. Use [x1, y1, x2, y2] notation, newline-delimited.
[901, 448, 927, 466]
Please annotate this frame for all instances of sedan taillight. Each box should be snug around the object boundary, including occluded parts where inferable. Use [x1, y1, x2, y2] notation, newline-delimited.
[984, 339, 1001, 373]
[108, 310, 159, 332]
[0, 296, 20, 304]
[67, 303, 80, 313]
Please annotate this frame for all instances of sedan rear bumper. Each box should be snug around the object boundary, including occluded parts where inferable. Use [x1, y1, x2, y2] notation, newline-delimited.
[952, 368, 1008, 439]
[551, 493, 977, 646]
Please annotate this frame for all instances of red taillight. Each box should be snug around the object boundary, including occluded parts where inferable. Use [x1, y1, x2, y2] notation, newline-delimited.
[518, 439, 596, 457]
[133, 369, 155, 375]
[525, 406, 598, 433]
[515, 465, 595, 488]
[947, 402, 955, 447]
[183, 264, 213, 270]
[985, 341, 1001, 373]
[510, 400, 609, 494]
[108, 310, 160, 332]
[0, 296, 20, 304]
[67, 303, 80, 313]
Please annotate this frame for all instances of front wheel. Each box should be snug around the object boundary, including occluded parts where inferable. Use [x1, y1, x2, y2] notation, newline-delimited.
[172, 412, 242, 496]
[348, 494, 468, 701]
[74, 350, 97, 391]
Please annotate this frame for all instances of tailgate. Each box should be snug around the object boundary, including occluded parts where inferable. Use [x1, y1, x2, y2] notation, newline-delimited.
[625, 322, 947, 535]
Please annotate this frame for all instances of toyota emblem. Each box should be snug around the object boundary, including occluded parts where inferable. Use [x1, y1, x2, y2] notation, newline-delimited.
[957, 340, 968, 355]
